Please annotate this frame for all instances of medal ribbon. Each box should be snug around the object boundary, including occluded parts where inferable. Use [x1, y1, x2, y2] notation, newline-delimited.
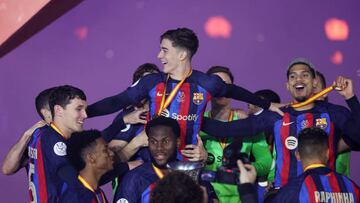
[78, 175, 106, 203]
[50, 123, 65, 139]
[304, 163, 326, 171]
[152, 164, 165, 179]
[291, 85, 336, 108]
[157, 69, 193, 115]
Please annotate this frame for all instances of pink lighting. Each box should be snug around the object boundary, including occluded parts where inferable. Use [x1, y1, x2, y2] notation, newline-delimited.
[325, 18, 349, 41]
[204, 16, 232, 39]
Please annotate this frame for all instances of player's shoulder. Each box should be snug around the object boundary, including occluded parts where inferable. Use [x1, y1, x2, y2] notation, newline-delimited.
[315, 101, 349, 113]
[123, 162, 152, 180]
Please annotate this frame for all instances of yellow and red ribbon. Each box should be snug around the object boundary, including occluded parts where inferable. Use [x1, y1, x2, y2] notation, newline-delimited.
[291, 85, 336, 109]
[78, 175, 106, 203]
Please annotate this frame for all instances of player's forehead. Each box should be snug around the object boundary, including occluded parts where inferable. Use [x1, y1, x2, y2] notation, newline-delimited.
[288, 64, 311, 75]
[67, 97, 87, 108]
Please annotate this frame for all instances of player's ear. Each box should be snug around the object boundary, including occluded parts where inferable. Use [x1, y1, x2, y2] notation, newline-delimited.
[178, 49, 188, 61]
[54, 105, 63, 118]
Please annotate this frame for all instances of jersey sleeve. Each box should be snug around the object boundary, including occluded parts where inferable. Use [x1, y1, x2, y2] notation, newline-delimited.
[115, 172, 140, 203]
[331, 96, 360, 150]
[41, 135, 80, 189]
[198, 73, 271, 109]
[201, 110, 277, 138]
[86, 73, 159, 118]
[101, 111, 127, 142]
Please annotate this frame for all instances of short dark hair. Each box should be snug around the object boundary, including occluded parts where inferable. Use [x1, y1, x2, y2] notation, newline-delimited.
[150, 171, 204, 203]
[254, 89, 281, 103]
[206, 66, 234, 83]
[160, 28, 199, 59]
[35, 87, 57, 120]
[298, 127, 329, 160]
[145, 116, 180, 138]
[66, 130, 102, 171]
[49, 85, 86, 117]
[132, 63, 160, 83]
[287, 58, 316, 79]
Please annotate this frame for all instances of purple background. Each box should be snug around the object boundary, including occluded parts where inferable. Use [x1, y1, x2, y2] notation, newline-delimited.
[1, 1, 359, 202]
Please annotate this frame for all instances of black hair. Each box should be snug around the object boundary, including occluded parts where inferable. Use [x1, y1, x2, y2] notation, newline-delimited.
[254, 89, 281, 103]
[298, 127, 329, 160]
[132, 63, 160, 83]
[160, 28, 199, 59]
[150, 171, 203, 203]
[35, 87, 57, 120]
[145, 116, 180, 138]
[287, 58, 316, 79]
[206, 65, 234, 83]
[49, 85, 86, 118]
[66, 130, 102, 171]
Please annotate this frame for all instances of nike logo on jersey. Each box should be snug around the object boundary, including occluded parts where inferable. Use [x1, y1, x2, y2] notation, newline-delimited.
[157, 92, 163, 97]
[282, 121, 294, 126]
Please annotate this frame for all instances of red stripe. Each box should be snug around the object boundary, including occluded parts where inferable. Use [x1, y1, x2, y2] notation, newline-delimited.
[37, 140, 48, 202]
[327, 123, 335, 170]
[178, 83, 190, 150]
[305, 113, 314, 127]
[304, 175, 317, 203]
[154, 83, 165, 114]
[280, 113, 290, 186]
[327, 172, 341, 192]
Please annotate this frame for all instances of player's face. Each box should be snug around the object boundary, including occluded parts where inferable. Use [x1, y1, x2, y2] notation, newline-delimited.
[212, 72, 232, 106]
[286, 64, 317, 102]
[148, 126, 177, 167]
[59, 97, 87, 134]
[157, 38, 182, 74]
[93, 138, 114, 172]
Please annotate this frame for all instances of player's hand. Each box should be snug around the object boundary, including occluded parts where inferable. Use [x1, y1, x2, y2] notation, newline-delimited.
[237, 160, 257, 184]
[24, 120, 47, 138]
[334, 76, 355, 100]
[269, 102, 287, 116]
[123, 108, 148, 125]
[181, 134, 208, 162]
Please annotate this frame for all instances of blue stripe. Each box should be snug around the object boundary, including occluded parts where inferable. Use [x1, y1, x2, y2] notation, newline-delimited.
[319, 175, 332, 193]
[149, 86, 157, 116]
[274, 120, 283, 187]
[192, 85, 208, 145]
[141, 185, 152, 203]
[342, 176, 357, 201]
[299, 182, 311, 203]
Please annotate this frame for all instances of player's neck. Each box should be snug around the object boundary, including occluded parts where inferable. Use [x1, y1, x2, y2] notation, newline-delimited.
[302, 159, 326, 171]
[79, 168, 101, 190]
[210, 104, 232, 120]
[52, 121, 71, 139]
[169, 62, 191, 80]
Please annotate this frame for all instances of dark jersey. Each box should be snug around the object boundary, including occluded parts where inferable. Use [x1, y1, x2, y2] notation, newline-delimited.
[26, 125, 77, 202]
[60, 180, 108, 203]
[115, 162, 159, 203]
[271, 167, 360, 203]
[87, 70, 270, 150]
[202, 96, 360, 188]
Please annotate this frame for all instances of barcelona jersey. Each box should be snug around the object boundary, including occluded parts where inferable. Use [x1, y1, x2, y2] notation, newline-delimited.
[87, 70, 270, 151]
[272, 167, 360, 203]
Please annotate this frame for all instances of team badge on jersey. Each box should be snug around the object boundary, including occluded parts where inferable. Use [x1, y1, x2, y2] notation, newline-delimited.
[54, 142, 67, 156]
[176, 91, 185, 103]
[160, 108, 170, 117]
[193, 93, 204, 105]
[315, 118, 328, 129]
[117, 198, 129, 203]
[285, 136, 298, 150]
[301, 120, 310, 129]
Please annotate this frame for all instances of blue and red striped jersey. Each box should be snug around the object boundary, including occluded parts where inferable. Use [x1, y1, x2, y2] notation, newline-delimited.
[272, 167, 360, 203]
[60, 181, 108, 203]
[87, 70, 270, 151]
[202, 98, 360, 188]
[26, 125, 70, 202]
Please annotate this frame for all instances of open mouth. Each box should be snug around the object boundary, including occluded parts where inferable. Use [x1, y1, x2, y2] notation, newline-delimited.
[294, 84, 306, 93]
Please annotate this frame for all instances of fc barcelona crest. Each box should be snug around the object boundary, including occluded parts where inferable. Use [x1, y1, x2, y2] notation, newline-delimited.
[315, 118, 328, 129]
[193, 92, 204, 105]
